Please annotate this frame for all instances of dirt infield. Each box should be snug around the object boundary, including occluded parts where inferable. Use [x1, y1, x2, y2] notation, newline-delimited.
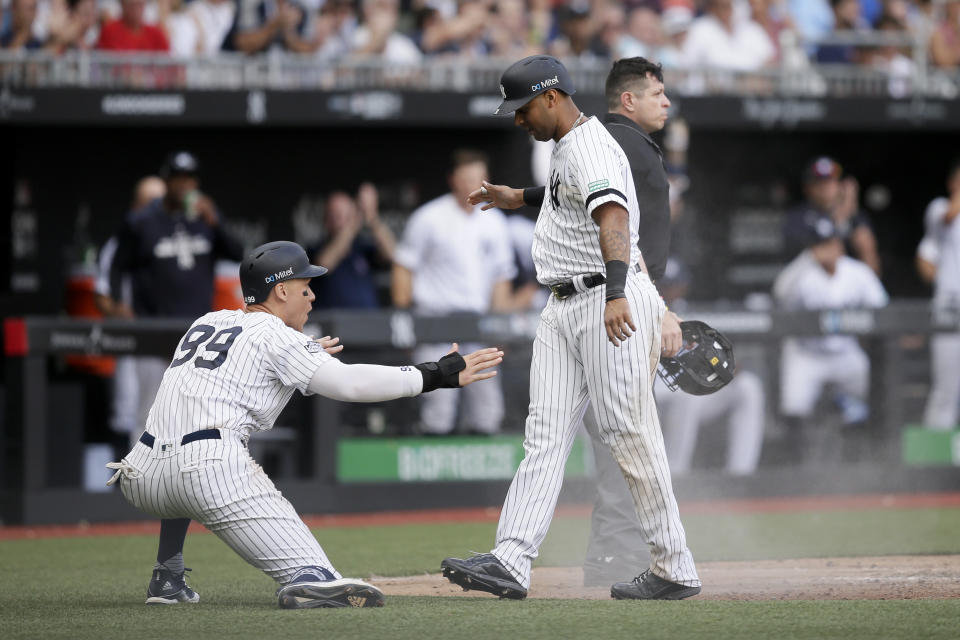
[376, 555, 960, 601]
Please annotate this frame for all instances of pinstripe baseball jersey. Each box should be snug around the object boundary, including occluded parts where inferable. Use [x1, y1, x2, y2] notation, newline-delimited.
[532, 116, 642, 285]
[489, 113, 700, 591]
[146, 308, 331, 440]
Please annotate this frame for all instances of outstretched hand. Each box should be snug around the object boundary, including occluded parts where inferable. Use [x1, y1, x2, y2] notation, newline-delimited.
[312, 335, 344, 356]
[446, 342, 504, 386]
[466, 181, 525, 211]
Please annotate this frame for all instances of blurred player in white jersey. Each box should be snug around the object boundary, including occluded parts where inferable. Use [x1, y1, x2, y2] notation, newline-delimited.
[916, 159, 960, 430]
[773, 216, 888, 460]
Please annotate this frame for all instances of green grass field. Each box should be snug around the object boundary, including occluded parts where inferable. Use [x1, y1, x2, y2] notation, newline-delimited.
[2, 507, 959, 640]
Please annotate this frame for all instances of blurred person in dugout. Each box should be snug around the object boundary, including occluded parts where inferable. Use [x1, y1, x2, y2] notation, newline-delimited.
[392, 149, 517, 436]
[309, 183, 396, 310]
[916, 159, 960, 431]
[773, 214, 888, 462]
[784, 156, 881, 275]
[653, 257, 766, 477]
[106, 151, 245, 440]
[94, 176, 166, 451]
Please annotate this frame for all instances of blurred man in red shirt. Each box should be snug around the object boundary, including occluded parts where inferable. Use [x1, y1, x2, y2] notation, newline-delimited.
[97, 0, 169, 51]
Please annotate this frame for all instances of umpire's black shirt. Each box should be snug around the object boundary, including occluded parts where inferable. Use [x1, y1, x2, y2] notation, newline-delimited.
[601, 113, 671, 284]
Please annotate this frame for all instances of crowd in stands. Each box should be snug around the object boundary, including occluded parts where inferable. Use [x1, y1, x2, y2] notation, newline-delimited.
[1, 0, 959, 71]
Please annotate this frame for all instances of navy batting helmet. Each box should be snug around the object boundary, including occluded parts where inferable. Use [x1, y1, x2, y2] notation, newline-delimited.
[495, 55, 576, 115]
[240, 241, 327, 305]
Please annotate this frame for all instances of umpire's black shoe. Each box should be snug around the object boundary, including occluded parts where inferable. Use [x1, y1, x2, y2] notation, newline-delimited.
[146, 567, 200, 605]
[441, 553, 527, 600]
[611, 569, 701, 600]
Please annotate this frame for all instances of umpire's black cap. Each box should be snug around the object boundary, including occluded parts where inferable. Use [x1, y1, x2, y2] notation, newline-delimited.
[160, 151, 200, 179]
[240, 241, 327, 305]
[495, 55, 576, 115]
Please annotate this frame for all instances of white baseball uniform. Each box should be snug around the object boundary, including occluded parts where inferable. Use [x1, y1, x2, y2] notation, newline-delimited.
[491, 116, 700, 589]
[773, 251, 888, 418]
[394, 194, 516, 434]
[917, 195, 960, 430]
[111, 308, 404, 584]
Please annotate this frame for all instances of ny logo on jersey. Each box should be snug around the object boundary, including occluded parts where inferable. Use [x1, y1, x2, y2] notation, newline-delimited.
[550, 172, 561, 209]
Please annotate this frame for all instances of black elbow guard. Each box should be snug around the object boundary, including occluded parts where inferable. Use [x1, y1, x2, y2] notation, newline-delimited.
[415, 352, 466, 393]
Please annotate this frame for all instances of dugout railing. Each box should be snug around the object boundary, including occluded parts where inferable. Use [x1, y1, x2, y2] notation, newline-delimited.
[3, 301, 960, 525]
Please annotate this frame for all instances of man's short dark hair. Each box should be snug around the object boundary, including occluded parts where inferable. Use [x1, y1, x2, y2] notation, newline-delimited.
[605, 57, 664, 112]
[450, 149, 488, 172]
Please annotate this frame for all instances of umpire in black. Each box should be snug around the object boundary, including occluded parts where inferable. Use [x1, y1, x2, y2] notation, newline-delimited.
[469, 57, 680, 586]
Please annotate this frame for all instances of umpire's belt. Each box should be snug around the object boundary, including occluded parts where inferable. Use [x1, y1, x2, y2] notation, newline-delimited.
[139, 429, 222, 448]
[549, 264, 642, 300]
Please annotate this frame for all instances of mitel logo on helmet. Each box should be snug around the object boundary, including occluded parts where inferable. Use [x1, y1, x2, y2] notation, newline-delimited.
[531, 76, 559, 92]
[264, 267, 295, 284]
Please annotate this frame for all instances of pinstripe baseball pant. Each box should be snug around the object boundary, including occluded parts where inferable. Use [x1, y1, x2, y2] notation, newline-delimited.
[115, 429, 339, 584]
[492, 271, 700, 588]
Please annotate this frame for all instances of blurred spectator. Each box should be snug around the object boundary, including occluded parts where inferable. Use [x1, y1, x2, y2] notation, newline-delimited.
[392, 149, 516, 435]
[784, 156, 881, 274]
[916, 158, 960, 431]
[865, 13, 915, 96]
[930, 0, 960, 69]
[594, 0, 626, 59]
[550, 3, 605, 60]
[1, 0, 45, 49]
[94, 175, 166, 449]
[107, 151, 245, 431]
[773, 215, 888, 460]
[787, 0, 834, 44]
[164, 0, 236, 57]
[616, 6, 663, 59]
[46, 0, 98, 52]
[750, 0, 794, 62]
[816, 0, 869, 64]
[229, 0, 309, 54]
[486, 0, 541, 59]
[310, 0, 356, 60]
[416, 0, 489, 57]
[658, 4, 694, 67]
[97, 0, 169, 51]
[351, 0, 421, 63]
[309, 183, 396, 309]
[682, 0, 776, 70]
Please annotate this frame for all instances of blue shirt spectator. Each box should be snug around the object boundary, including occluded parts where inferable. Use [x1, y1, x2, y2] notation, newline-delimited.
[309, 185, 396, 309]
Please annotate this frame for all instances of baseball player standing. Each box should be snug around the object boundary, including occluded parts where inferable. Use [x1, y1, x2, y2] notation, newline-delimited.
[916, 159, 960, 430]
[469, 57, 685, 587]
[441, 55, 700, 600]
[105, 241, 503, 608]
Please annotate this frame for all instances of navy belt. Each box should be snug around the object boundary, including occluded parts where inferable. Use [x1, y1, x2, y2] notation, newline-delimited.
[550, 263, 643, 300]
[139, 429, 222, 448]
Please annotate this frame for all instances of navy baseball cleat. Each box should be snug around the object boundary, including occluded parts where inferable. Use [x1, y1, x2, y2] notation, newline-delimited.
[441, 553, 527, 600]
[610, 569, 701, 600]
[145, 567, 200, 605]
[277, 568, 385, 609]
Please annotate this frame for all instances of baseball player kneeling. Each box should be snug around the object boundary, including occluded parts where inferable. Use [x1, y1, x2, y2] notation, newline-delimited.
[106, 240, 503, 609]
